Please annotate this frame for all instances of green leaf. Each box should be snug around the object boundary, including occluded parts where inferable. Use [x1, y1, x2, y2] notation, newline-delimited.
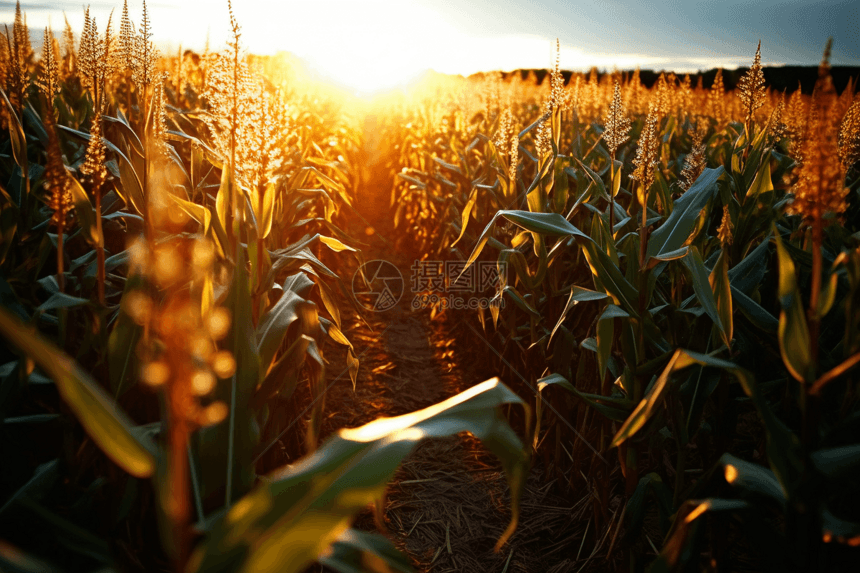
[0, 459, 59, 517]
[108, 275, 144, 397]
[821, 508, 860, 543]
[681, 247, 725, 337]
[0, 185, 19, 266]
[647, 167, 724, 260]
[23, 102, 48, 149]
[167, 192, 211, 236]
[460, 209, 590, 282]
[655, 498, 749, 571]
[215, 165, 234, 240]
[103, 115, 144, 158]
[570, 286, 610, 302]
[224, 250, 263, 505]
[731, 286, 778, 332]
[500, 210, 590, 238]
[2, 414, 60, 425]
[70, 177, 103, 247]
[15, 497, 112, 563]
[710, 250, 733, 348]
[258, 182, 276, 240]
[451, 185, 478, 247]
[816, 271, 838, 319]
[728, 236, 770, 294]
[718, 453, 786, 509]
[773, 230, 814, 384]
[537, 373, 633, 421]
[611, 350, 767, 449]
[318, 235, 356, 253]
[0, 87, 28, 175]
[625, 472, 673, 542]
[743, 151, 774, 208]
[580, 240, 640, 318]
[650, 247, 689, 262]
[811, 444, 860, 482]
[662, 349, 802, 494]
[574, 158, 609, 202]
[320, 528, 414, 573]
[553, 155, 570, 213]
[37, 293, 91, 312]
[190, 378, 529, 573]
[599, 304, 630, 321]
[252, 335, 313, 409]
[596, 313, 614, 383]
[57, 124, 144, 215]
[495, 286, 540, 319]
[612, 350, 689, 447]
[0, 307, 155, 478]
[256, 273, 316, 371]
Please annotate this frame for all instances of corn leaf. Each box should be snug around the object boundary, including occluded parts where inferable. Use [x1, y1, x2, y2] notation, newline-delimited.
[647, 167, 724, 260]
[320, 528, 414, 573]
[0, 307, 155, 478]
[773, 230, 814, 384]
[681, 247, 726, 337]
[190, 378, 529, 573]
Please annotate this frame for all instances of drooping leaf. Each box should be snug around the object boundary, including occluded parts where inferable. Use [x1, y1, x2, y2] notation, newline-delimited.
[0, 307, 155, 478]
[190, 378, 530, 573]
[256, 273, 315, 371]
[108, 275, 144, 397]
[710, 250, 733, 348]
[0, 186, 18, 266]
[728, 235, 770, 294]
[718, 453, 786, 509]
[0, 87, 28, 176]
[320, 528, 414, 573]
[0, 459, 59, 517]
[37, 293, 90, 312]
[773, 229, 814, 384]
[731, 286, 778, 332]
[647, 167, 724, 260]
[682, 247, 726, 338]
[654, 498, 750, 572]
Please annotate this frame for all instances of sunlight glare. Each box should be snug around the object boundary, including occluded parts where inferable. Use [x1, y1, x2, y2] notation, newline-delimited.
[269, 1, 455, 95]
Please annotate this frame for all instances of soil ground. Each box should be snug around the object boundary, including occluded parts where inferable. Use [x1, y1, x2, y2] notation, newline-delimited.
[286, 132, 623, 573]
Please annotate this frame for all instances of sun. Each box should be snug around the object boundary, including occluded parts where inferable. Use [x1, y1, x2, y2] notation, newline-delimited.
[301, 35, 428, 95]
[251, 1, 457, 95]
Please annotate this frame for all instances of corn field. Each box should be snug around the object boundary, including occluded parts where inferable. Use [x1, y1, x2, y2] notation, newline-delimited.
[0, 2, 859, 572]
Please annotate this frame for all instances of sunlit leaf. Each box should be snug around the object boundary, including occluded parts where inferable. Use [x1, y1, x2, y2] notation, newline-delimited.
[0, 307, 155, 478]
[191, 378, 529, 573]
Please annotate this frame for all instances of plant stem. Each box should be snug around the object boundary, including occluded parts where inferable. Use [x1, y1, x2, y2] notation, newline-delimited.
[639, 181, 648, 270]
[805, 214, 823, 450]
[168, 374, 190, 573]
[142, 85, 155, 245]
[57, 218, 66, 345]
[56, 218, 64, 293]
[95, 183, 105, 305]
[126, 70, 133, 122]
[609, 155, 616, 232]
[809, 214, 822, 368]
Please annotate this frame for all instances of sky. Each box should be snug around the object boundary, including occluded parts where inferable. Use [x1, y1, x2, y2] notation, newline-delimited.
[1, 0, 858, 93]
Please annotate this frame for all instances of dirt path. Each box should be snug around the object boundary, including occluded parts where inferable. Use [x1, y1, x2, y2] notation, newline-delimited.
[306, 124, 601, 573]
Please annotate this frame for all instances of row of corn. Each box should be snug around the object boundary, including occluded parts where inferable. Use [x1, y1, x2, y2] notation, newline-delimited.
[384, 39, 860, 570]
[0, 2, 536, 572]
